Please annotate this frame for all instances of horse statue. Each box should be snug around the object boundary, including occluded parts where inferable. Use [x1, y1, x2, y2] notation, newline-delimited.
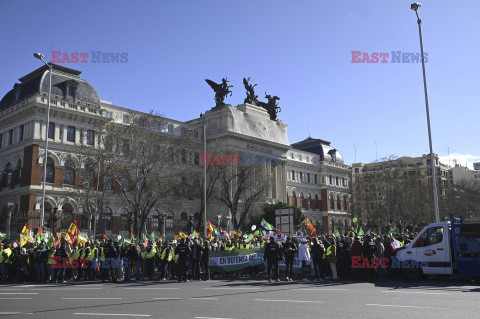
[205, 78, 233, 107]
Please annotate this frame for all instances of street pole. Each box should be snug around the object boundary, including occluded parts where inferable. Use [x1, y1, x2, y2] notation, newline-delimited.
[411, 3, 440, 223]
[203, 121, 207, 237]
[34, 53, 52, 229]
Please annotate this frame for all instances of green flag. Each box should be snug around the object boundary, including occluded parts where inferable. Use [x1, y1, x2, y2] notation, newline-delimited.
[46, 235, 54, 248]
[334, 228, 341, 237]
[253, 230, 259, 236]
[393, 226, 400, 234]
[151, 231, 157, 242]
[0, 232, 6, 242]
[358, 227, 365, 236]
[246, 234, 254, 242]
[261, 218, 274, 231]
[124, 238, 132, 245]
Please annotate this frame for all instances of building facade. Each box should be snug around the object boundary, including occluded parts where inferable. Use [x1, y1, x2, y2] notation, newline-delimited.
[0, 63, 350, 238]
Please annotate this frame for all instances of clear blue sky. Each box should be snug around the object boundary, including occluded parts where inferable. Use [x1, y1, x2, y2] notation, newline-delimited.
[1, 0, 479, 168]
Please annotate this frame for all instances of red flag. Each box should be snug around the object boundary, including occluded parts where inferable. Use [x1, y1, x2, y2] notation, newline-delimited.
[306, 217, 316, 237]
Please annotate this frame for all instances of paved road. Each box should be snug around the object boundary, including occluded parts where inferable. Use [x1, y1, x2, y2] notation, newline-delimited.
[0, 279, 478, 319]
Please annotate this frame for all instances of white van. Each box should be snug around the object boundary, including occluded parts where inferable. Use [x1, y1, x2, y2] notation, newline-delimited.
[394, 216, 480, 279]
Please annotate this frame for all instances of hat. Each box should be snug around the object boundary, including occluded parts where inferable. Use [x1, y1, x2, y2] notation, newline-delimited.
[301, 238, 308, 243]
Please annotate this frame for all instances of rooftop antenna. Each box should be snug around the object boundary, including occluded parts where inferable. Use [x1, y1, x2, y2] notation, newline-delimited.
[447, 145, 451, 167]
[354, 143, 357, 163]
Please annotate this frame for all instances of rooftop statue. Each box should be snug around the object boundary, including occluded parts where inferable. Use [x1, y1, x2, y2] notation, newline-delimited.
[205, 77, 233, 108]
[242, 77, 259, 106]
[259, 92, 281, 121]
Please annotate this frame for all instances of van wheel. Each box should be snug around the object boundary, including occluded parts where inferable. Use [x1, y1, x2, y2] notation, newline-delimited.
[406, 268, 423, 281]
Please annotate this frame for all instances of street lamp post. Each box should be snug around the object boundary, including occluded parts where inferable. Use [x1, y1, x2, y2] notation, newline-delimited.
[33, 53, 52, 229]
[51, 207, 58, 234]
[410, 3, 440, 223]
[160, 212, 167, 238]
[203, 120, 207, 238]
[217, 214, 222, 234]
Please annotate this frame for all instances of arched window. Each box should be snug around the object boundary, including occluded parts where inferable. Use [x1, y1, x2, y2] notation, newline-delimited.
[3, 163, 13, 187]
[343, 196, 348, 212]
[103, 207, 112, 231]
[315, 194, 320, 210]
[46, 157, 55, 183]
[307, 193, 311, 210]
[120, 208, 129, 231]
[61, 203, 73, 230]
[166, 212, 173, 229]
[151, 210, 159, 230]
[84, 161, 95, 186]
[330, 194, 335, 210]
[337, 195, 341, 211]
[44, 202, 52, 213]
[63, 160, 76, 185]
[180, 212, 188, 220]
[292, 191, 297, 207]
[300, 193, 304, 208]
[16, 160, 22, 185]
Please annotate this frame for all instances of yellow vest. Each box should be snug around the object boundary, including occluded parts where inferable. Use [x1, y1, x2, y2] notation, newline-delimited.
[47, 250, 56, 265]
[2, 248, 12, 264]
[89, 248, 98, 261]
[161, 248, 172, 262]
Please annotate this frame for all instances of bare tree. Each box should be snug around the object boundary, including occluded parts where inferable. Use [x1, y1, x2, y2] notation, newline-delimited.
[215, 157, 268, 231]
[98, 111, 201, 237]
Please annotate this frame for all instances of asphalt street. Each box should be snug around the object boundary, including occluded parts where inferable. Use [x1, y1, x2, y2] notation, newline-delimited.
[0, 278, 478, 319]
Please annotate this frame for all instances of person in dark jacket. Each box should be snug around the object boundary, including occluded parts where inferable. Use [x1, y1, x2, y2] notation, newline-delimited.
[191, 239, 203, 280]
[102, 240, 118, 283]
[175, 238, 192, 282]
[350, 236, 363, 281]
[362, 235, 377, 281]
[34, 244, 48, 282]
[310, 238, 325, 281]
[54, 243, 69, 283]
[282, 236, 297, 281]
[201, 241, 211, 281]
[263, 237, 282, 282]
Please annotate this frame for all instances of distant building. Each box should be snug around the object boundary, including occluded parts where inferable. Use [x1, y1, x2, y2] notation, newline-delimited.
[452, 164, 480, 187]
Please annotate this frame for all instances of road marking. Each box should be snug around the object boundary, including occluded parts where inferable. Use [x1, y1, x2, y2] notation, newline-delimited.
[0, 298, 33, 300]
[74, 313, 151, 317]
[189, 297, 218, 300]
[195, 317, 234, 319]
[62, 298, 123, 300]
[30, 287, 103, 291]
[296, 288, 349, 291]
[255, 299, 323, 304]
[125, 287, 179, 290]
[203, 287, 261, 290]
[0, 293, 38, 295]
[0, 312, 34, 315]
[366, 304, 446, 310]
[0, 289, 24, 291]
[153, 297, 182, 300]
[381, 290, 452, 295]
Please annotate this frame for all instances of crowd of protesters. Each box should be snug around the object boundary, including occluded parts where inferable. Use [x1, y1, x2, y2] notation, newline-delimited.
[0, 232, 415, 284]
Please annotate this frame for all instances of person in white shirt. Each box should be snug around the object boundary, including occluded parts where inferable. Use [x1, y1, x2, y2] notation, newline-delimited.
[298, 239, 311, 282]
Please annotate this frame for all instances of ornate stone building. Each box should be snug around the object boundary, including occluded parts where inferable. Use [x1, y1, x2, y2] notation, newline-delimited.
[0, 63, 350, 238]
